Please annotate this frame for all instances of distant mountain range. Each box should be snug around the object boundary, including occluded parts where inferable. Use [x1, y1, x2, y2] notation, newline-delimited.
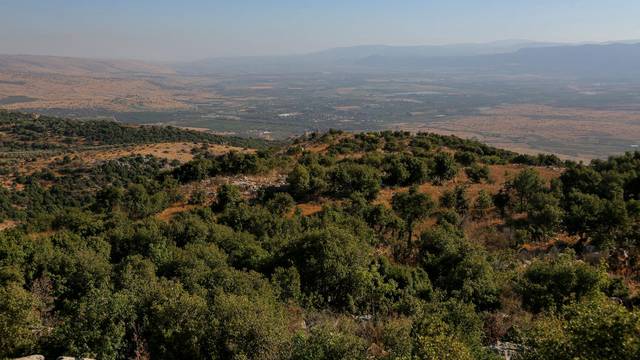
[299, 40, 562, 61]
[355, 42, 640, 78]
[1, 40, 640, 79]
[174, 40, 560, 74]
[172, 40, 640, 79]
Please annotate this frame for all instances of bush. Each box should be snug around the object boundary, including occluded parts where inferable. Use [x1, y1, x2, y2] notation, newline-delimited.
[213, 184, 243, 211]
[431, 152, 458, 185]
[516, 252, 607, 313]
[283, 227, 373, 310]
[517, 297, 640, 360]
[329, 162, 381, 200]
[419, 225, 499, 309]
[465, 163, 491, 183]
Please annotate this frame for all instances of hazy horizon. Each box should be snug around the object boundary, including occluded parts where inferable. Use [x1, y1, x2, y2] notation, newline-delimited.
[4, 38, 640, 63]
[2, 0, 640, 61]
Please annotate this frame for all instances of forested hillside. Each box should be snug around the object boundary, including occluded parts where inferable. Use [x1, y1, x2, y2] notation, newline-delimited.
[0, 110, 268, 150]
[1, 113, 639, 359]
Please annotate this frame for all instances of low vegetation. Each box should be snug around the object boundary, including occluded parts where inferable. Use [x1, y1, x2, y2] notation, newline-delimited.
[1, 112, 639, 359]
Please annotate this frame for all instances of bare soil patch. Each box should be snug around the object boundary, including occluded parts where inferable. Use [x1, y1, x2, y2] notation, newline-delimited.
[0, 220, 17, 231]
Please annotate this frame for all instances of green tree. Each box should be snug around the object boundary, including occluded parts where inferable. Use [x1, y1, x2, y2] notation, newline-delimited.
[473, 190, 493, 218]
[329, 162, 381, 200]
[564, 191, 629, 248]
[508, 168, 545, 211]
[516, 252, 606, 313]
[455, 151, 478, 166]
[439, 185, 469, 215]
[213, 184, 243, 212]
[431, 152, 458, 185]
[465, 163, 491, 183]
[284, 227, 373, 310]
[518, 297, 640, 360]
[410, 300, 489, 360]
[265, 192, 295, 216]
[392, 186, 436, 249]
[419, 225, 499, 309]
[0, 283, 42, 358]
[383, 154, 429, 186]
[527, 193, 564, 241]
[271, 266, 302, 303]
[287, 164, 311, 199]
[384, 155, 410, 186]
[291, 323, 368, 360]
[124, 183, 152, 219]
[145, 280, 209, 359]
[209, 293, 291, 360]
[49, 287, 131, 360]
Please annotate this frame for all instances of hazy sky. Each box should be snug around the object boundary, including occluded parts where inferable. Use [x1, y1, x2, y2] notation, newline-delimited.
[1, 0, 639, 61]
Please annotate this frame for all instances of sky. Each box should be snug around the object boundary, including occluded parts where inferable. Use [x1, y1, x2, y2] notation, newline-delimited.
[1, 0, 639, 61]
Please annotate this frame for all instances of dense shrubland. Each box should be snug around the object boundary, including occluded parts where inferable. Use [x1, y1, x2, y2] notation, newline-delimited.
[1, 119, 639, 359]
[0, 110, 268, 150]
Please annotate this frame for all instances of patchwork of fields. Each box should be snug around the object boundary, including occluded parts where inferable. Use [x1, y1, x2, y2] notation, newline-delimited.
[3, 54, 640, 160]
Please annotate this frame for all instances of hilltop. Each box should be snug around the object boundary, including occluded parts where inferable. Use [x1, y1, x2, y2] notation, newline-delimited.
[1, 112, 640, 359]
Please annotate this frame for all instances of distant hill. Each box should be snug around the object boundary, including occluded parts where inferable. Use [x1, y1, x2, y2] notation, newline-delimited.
[175, 41, 640, 79]
[357, 42, 640, 78]
[304, 40, 560, 62]
[0, 110, 270, 149]
[2, 41, 638, 79]
[0, 54, 175, 77]
[0, 55, 187, 112]
[174, 40, 558, 74]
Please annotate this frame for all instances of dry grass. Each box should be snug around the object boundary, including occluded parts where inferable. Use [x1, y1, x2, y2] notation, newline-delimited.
[295, 203, 323, 216]
[87, 142, 251, 164]
[0, 54, 195, 112]
[2, 142, 251, 181]
[304, 143, 330, 154]
[156, 203, 198, 222]
[0, 220, 17, 231]
[0, 72, 190, 112]
[374, 163, 563, 246]
[373, 157, 561, 209]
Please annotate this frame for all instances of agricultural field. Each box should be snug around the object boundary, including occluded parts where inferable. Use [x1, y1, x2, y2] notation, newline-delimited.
[4, 54, 640, 160]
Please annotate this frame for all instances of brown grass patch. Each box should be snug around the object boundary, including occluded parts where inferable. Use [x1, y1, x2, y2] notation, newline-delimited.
[374, 164, 563, 246]
[0, 220, 17, 231]
[156, 203, 198, 222]
[1, 142, 253, 183]
[295, 203, 323, 216]
[375, 164, 561, 208]
[87, 142, 251, 164]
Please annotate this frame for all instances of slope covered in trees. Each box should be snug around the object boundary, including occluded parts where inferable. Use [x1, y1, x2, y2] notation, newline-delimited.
[1, 113, 639, 359]
[0, 110, 269, 150]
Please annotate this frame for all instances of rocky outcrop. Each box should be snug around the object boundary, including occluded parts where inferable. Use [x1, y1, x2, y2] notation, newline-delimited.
[12, 356, 45, 360]
[11, 356, 95, 360]
[489, 341, 522, 360]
